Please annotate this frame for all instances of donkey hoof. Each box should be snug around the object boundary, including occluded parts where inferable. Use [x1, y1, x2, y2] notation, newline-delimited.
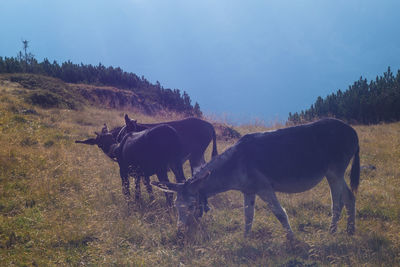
[286, 232, 296, 241]
[135, 194, 140, 200]
[347, 225, 355, 235]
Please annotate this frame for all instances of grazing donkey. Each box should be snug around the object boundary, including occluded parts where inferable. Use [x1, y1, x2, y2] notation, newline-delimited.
[76, 123, 186, 206]
[153, 118, 360, 239]
[117, 115, 218, 174]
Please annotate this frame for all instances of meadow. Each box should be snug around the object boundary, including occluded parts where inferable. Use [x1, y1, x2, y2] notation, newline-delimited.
[0, 76, 399, 266]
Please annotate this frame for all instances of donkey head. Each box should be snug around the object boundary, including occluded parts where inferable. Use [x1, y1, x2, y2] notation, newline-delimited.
[75, 124, 117, 156]
[152, 172, 210, 231]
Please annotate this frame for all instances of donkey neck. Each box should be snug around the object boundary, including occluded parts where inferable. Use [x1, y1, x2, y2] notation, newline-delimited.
[197, 173, 234, 198]
[191, 146, 240, 198]
[136, 123, 150, 131]
[102, 143, 120, 160]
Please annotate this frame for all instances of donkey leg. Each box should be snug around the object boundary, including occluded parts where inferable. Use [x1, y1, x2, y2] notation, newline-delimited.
[143, 176, 155, 201]
[326, 173, 345, 234]
[243, 193, 256, 236]
[120, 168, 131, 201]
[258, 187, 294, 240]
[134, 176, 141, 202]
[170, 162, 186, 183]
[342, 183, 356, 235]
[157, 170, 173, 207]
[189, 153, 206, 175]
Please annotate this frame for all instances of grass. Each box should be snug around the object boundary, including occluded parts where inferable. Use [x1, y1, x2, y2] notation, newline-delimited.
[1, 76, 400, 266]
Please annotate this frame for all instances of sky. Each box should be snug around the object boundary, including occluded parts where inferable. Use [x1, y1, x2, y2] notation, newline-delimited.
[1, 0, 400, 124]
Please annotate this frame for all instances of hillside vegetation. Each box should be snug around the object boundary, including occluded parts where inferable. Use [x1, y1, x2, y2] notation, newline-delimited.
[0, 55, 202, 116]
[0, 73, 184, 115]
[1, 76, 400, 266]
[289, 67, 400, 124]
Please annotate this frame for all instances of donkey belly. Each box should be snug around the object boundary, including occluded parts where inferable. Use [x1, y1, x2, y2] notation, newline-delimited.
[253, 142, 330, 194]
[271, 173, 326, 193]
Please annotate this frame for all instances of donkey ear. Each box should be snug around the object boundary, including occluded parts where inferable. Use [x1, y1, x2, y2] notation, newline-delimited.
[124, 114, 131, 124]
[125, 114, 137, 131]
[101, 124, 109, 134]
[151, 181, 184, 193]
[75, 138, 97, 145]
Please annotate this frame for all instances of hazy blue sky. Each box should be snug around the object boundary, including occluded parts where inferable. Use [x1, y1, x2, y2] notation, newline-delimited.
[1, 0, 400, 123]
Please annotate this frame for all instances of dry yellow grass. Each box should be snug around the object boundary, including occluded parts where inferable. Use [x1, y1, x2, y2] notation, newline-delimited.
[1, 80, 399, 266]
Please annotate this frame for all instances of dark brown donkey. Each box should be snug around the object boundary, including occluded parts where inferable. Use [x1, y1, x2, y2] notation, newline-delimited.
[153, 118, 360, 239]
[117, 115, 218, 175]
[76, 123, 185, 206]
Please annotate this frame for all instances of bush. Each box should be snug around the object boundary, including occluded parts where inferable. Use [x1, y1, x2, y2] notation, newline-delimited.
[25, 91, 76, 109]
[20, 137, 38, 146]
[26, 92, 61, 108]
[44, 140, 54, 148]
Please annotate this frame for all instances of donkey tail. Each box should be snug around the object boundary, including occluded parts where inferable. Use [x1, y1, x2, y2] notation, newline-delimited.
[350, 146, 360, 193]
[211, 128, 218, 158]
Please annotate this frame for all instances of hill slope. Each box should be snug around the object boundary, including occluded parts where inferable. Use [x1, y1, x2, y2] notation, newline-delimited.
[0, 77, 399, 266]
[0, 56, 202, 116]
[0, 73, 175, 114]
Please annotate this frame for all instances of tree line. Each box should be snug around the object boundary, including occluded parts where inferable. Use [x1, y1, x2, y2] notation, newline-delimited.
[288, 67, 400, 124]
[0, 41, 202, 116]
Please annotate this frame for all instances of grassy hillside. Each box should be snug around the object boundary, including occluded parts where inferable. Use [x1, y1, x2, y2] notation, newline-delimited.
[1, 76, 399, 266]
[0, 73, 176, 115]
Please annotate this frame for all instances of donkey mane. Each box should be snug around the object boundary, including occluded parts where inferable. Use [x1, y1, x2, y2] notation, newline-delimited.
[189, 131, 266, 184]
[190, 145, 238, 183]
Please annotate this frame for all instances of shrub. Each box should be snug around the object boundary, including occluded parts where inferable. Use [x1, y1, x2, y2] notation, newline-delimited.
[44, 140, 54, 148]
[26, 92, 61, 108]
[12, 115, 27, 123]
[20, 137, 38, 146]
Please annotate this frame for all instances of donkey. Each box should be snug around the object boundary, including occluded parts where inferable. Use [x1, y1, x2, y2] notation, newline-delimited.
[117, 115, 218, 174]
[76, 123, 186, 206]
[153, 118, 360, 239]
